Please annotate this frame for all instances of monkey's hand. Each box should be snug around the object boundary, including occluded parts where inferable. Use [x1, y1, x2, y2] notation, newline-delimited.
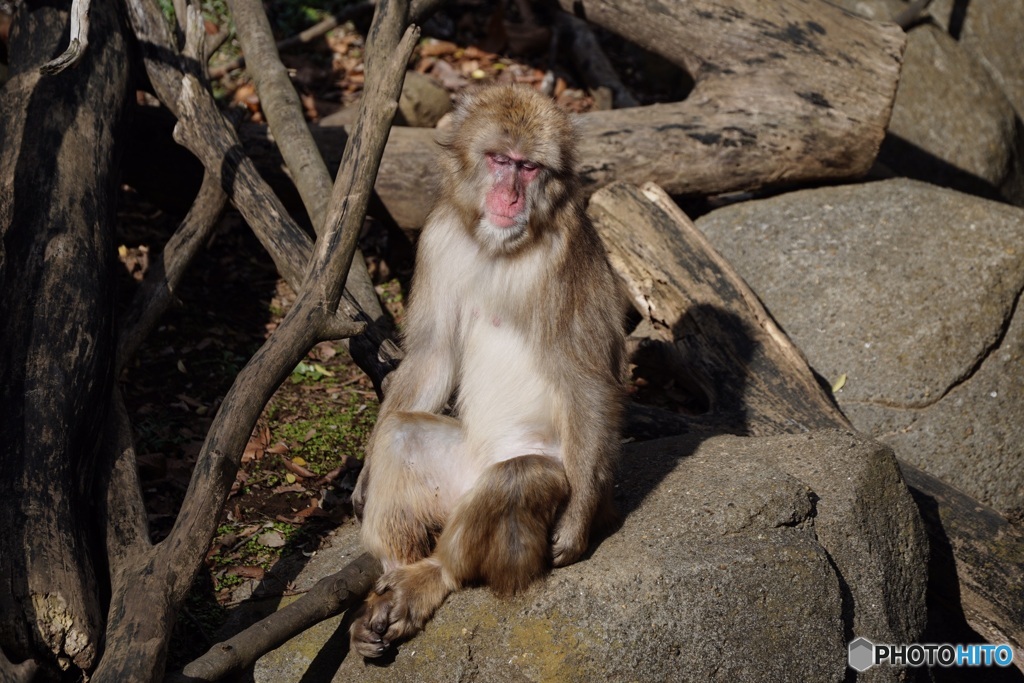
[551, 504, 590, 567]
[351, 463, 370, 521]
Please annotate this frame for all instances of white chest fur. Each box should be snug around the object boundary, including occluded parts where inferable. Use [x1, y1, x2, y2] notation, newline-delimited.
[450, 242, 561, 463]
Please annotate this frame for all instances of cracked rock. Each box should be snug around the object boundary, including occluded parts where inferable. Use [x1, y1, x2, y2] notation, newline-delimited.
[697, 179, 1024, 517]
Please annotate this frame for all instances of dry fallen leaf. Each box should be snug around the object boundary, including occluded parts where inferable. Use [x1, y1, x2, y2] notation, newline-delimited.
[227, 565, 265, 580]
[257, 530, 286, 548]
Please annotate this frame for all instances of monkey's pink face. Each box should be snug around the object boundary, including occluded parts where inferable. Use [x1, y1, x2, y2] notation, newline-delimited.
[483, 152, 541, 231]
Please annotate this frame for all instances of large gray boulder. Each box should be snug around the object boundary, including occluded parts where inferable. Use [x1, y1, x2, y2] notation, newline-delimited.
[827, 0, 1022, 204]
[249, 431, 927, 682]
[881, 24, 1020, 201]
[697, 179, 1024, 519]
[929, 0, 1024, 123]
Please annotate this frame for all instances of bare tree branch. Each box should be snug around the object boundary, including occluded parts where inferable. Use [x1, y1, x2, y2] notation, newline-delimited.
[313, 6, 419, 314]
[116, 173, 227, 374]
[92, 1, 413, 675]
[127, 0, 401, 391]
[38, 0, 91, 74]
[209, 2, 375, 79]
[125, 0, 187, 116]
[174, 553, 380, 681]
[101, 389, 152, 563]
[227, 0, 335, 233]
[224, 0, 395, 365]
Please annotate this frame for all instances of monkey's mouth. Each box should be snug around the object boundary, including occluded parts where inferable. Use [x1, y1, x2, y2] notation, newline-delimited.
[487, 212, 519, 229]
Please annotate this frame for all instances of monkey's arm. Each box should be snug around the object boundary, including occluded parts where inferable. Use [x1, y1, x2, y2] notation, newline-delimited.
[353, 226, 461, 516]
[551, 372, 620, 567]
[377, 224, 461, 420]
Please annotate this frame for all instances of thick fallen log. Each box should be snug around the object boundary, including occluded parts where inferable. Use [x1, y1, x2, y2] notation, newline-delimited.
[253, 0, 903, 229]
[0, 0, 130, 672]
[119, 0, 901, 229]
[590, 181, 849, 435]
[125, 0, 904, 229]
[901, 464, 1024, 671]
[590, 181, 1024, 663]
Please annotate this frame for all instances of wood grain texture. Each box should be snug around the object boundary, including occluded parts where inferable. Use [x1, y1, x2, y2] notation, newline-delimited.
[247, 0, 905, 230]
[589, 181, 849, 435]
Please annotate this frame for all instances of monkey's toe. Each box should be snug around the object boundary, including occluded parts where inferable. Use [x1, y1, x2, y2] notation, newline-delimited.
[551, 523, 588, 567]
[350, 625, 388, 659]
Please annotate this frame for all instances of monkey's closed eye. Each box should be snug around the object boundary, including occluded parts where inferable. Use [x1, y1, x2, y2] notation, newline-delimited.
[488, 153, 512, 166]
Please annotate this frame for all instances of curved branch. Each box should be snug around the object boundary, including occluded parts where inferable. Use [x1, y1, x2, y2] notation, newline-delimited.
[174, 553, 380, 681]
[101, 389, 152, 565]
[313, 4, 419, 312]
[94, 3, 411, 675]
[209, 3, 375, 79]
[224, 0, 396, 366]
[38, 0, 91, 74]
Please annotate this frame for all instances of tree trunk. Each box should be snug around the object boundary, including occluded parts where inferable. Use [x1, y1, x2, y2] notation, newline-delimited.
[0, 0, 131, 672]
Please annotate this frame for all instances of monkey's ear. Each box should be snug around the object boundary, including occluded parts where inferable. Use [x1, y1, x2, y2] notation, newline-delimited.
[450, 86, 487, 128]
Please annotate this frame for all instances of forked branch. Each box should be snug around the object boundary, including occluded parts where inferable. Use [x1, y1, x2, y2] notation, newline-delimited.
[93, 1, 414, 678]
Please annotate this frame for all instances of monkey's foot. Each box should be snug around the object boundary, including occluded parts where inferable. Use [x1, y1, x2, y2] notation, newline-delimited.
[349, 561, 451, 658]
[551, 512, 588, 567]
[349, 588, 417, 658]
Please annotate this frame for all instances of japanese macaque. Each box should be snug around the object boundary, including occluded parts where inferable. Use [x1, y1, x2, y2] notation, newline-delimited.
[350, 85, 625, 658]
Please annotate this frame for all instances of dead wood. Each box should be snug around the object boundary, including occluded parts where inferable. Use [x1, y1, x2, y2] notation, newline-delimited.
[901, 463, 1024, 670]
[227, 0, 335, 232]
[125, 0, 399, 390]
[209, 2, 375, 79]
[0, 0, 130, 671]
[87, 2, 415, 679]
[225, 0, 397, 355]
[144, 0, 906, 232]
[174, 553, 380, 681]
[38, 0, 90, 74]
[554, 0, 905, 206]
[590, 181, 849, 435]
[227, 0, 906, 230]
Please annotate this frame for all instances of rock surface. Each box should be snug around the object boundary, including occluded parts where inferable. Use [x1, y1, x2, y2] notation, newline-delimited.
[880, 24, 1019, 200]
[697, 179, 1024, 519]
[828, 0, 1024, 204]
[318, 71, 451, 129]
[248, 431, 927, 682]
[929, 0, 1024, 122]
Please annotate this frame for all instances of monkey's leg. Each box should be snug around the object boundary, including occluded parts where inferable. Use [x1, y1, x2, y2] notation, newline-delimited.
[351, 455, 569, 658]
[358, 412, 472, 569]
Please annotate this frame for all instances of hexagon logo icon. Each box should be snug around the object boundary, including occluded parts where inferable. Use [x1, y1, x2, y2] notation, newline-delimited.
[848, 637, 875, 672]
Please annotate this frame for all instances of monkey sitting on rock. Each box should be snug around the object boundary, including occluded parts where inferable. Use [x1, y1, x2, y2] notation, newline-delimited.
[350, 85, 625, 658]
